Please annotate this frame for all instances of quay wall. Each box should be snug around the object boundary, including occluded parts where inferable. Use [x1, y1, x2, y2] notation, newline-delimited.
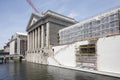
[48, 35, 120, 74]
[26, 35, 120, 75]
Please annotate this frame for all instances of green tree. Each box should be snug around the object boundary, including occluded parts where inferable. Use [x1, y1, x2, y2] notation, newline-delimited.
[0, 49, 4, 53]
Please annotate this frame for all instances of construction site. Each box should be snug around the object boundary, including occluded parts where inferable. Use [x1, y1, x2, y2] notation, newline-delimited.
[59, 8, 120, 44]
[24, 0, 120, 77]
[1, 0, 120, 79]
[51, 7, 120, 72]
[48, 7, 120, 74]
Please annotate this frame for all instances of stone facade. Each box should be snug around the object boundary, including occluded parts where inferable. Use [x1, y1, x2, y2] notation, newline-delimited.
[10, 32, 27, 56]
[26, 10, 77, 64]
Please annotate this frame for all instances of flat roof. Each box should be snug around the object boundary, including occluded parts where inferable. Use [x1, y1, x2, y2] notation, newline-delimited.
[59, 7, 120, 32]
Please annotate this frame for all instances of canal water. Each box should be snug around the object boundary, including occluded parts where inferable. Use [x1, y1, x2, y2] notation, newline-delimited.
[0, 61, 120, 80]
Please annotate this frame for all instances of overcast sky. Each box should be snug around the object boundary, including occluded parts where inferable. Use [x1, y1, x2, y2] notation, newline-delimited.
[0, 0, 120, 49]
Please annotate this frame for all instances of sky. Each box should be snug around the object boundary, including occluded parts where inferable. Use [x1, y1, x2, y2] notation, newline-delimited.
[0, 0, 120, 49]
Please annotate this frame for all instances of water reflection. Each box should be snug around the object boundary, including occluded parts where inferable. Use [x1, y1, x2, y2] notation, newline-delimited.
[0, 61, 120, 80]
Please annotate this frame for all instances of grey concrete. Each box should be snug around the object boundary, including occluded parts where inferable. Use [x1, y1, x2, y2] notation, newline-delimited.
[57, 65, 120, 78]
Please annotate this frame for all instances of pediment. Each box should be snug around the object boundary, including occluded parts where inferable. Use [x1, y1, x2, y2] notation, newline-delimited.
[27, 13, 42, 28]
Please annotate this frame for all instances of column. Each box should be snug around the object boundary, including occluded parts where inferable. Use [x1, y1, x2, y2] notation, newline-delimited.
[29, 32, 31, 50]
[27, 32, 30, 50]
[35, 29, 37, 49]
[38, 27, 41, 48]
[34, 30, 35, 49]
[30, 32, 32, 50]
[41, 25, 45, 48]
[36, 28, 38, 48]
[30, 32, 32, 49]
[17, 37, 20, 54]
[33, 30, 35, 49]
[46, 22, 50, 47]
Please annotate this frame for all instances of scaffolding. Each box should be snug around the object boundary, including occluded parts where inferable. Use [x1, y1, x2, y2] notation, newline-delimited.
[59, 8, 120, 44]
[75, 44, 97, 69]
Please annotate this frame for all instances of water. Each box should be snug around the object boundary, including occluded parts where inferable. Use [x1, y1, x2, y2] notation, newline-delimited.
[0, 61, 120, 80]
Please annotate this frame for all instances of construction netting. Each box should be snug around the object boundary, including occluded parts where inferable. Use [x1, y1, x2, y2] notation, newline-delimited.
[59, 10, 120, 44]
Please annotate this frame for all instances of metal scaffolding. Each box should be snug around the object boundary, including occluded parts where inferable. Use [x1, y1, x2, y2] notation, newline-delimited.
[59, 8, 120, 44]
[75, 44, 97, 69]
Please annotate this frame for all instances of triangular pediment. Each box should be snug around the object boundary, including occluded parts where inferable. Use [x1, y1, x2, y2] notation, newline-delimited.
[27, 13, 43, 28]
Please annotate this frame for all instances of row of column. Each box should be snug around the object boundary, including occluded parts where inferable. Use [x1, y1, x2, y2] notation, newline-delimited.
[27, 23, 50, 51]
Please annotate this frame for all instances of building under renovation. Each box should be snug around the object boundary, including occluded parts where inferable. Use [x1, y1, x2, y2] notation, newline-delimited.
[10, 32, 27, 56]
[26, 7, 120, 75]
[59, 8, 120, 44]
[26, 10, 77, 64]
[57, 7, 120, 70]
[48, 7, 120, 74]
